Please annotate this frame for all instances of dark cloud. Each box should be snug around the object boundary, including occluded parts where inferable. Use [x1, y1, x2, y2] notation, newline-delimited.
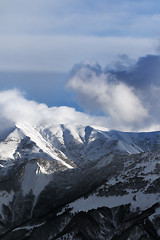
[68, 54, 160, 131]
[109, 55, 160, 88]
[108, 55, 160, 127]
[68, 61, 148, 130]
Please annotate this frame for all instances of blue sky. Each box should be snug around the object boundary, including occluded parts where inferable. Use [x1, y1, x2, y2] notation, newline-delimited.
[0, 0, 160, 131]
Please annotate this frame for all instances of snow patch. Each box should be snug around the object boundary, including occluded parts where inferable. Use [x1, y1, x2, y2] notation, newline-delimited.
[13, 222, 45, 232]
[16, 123, 73, 169]
[149, 207, 160, 222]
[0, 190, 14, 214]
[21, 161, 52, 198]
[0, 128, 24, 161]
[69, 192, 160, 213]
[65, 186, 71, 190]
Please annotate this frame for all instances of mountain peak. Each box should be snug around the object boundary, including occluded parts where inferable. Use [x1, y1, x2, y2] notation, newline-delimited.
[0, 123, 160, 239]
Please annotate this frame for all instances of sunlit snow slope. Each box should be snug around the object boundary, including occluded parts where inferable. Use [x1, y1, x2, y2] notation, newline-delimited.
[0, 123, 160, 240]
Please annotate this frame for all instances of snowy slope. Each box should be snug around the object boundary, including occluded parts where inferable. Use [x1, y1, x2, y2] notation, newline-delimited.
[0, 123, 75, 169]
[0, 123, 160, 239]
[1, 122, 160, 171]
[1, 122, 160, 166]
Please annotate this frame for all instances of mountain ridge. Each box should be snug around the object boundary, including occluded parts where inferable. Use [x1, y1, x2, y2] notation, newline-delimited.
[0, 123, 160, 239]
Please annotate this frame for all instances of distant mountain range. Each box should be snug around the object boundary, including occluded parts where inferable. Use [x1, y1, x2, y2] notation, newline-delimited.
[0, 123, 160, 239]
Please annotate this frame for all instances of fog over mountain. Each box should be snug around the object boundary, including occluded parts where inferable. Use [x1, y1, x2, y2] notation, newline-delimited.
[67, 54, 160, 131]
[0, 54, 160, 133]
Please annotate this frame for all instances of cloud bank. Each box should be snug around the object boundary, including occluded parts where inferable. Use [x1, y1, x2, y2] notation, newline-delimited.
[0, 89, 109, 136]
[0, 54, 160, 133]
[67, 55, 160, 131]
[0, 35, 155, 72]
[68, 61, 148, 129]
[0, 0, 158, 72]
[109, 55, 160, 127]
[1, 0, 160, 37]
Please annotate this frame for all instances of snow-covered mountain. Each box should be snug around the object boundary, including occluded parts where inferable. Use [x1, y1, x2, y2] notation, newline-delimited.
[0, 123, 160, 239]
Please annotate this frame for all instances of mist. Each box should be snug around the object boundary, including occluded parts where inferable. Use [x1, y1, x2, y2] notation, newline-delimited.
[67, 55, 160, 131]
[0, 89, 110, 135]
[0, 55, 160, 133]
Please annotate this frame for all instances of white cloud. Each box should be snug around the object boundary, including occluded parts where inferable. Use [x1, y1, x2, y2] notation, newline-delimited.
[107, 54, 160, 129]
[0, 89, 110, 134]
[67, 62, 148, 128]
[0, 88, 159, 133]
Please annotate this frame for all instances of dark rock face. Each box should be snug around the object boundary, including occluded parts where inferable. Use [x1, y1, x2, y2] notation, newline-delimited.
[0, 125, 160, 239]
[0, 152, 160, 240]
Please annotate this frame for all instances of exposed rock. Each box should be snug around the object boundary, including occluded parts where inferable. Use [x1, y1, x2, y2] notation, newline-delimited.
[0, 124, 160, 239]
